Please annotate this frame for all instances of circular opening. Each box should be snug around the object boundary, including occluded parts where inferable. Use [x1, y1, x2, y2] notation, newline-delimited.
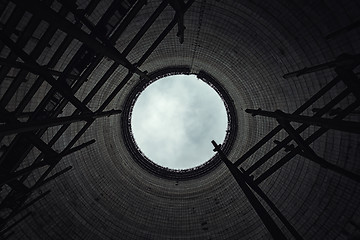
[130, 74, 228, 170]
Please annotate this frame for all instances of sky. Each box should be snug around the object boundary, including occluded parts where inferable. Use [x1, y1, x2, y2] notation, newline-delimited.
[131, 74, 228, 170]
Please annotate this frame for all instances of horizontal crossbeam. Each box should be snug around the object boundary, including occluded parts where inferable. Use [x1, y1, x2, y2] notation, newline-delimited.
[245, 108, 360, 134]
[0, 110, 121, 136]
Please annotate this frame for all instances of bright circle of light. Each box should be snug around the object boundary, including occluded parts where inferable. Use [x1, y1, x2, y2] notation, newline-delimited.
[131, 74, 228, 170]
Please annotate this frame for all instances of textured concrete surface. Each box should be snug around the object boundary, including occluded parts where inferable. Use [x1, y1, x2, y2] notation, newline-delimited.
[1, 0, 360, 239]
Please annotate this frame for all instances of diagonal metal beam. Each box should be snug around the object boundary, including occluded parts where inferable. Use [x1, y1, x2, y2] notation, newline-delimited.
[211, 140, 287, 240]
[138, 0, 195, 65]
[0, 31, 91, 113]
[24, 0, 197, 192]
[326, 20, 360, 39]
[244, 89, 350, 175]
[283, 53, 360, 79]
[0, 57, 78, 79]
[122, 1, 168, 56]
[0, 212, 32, 235]
[12, 0, 149, 80]
[234, 76, 342, 167]
[110, 0, 147, 42]
[276, 119, 360, 183]
[0, 139, 94, 185]
[245, 108, 360, 134]
[31, 166, 73, 191]
[254, 101, 360, 184]
[0, 109, 121, 136]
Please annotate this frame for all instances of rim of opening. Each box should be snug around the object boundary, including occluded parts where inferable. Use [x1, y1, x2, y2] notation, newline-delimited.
[121, 67, 238, 180]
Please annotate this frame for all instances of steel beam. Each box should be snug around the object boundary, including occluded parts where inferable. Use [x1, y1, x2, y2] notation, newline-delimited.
[32, 166, 73, 190]
[0, 57, 78, 79]
[12, 0, 149, 80]
[26, 0, 196, 191]
[0, 163, 47, 185]
[110, 0, 147, 43]
[14, 35, 73, 115]
[167, 0, 186, 43]
[0, 212, 31, 234]
[0, 140, 94, 185]
[254, 101, 360, 184]
[138, 0, 196, 65]
[122, 1, 168, 56]
[277, 119, 360, 183]
[335, 67, 360, 102]
[212, 140, 287, 240]
[243, 89, 351, 175]
[283, 54, 360, 79]
[245, 108, 360, 134]
[0, 190, 49, 226]
[59, 139, 96, 157]
[0, 110, 121, 136]
[234, 76, 342, 167]
[0, 32, 91, 113]
[326, 20, 360, 39]
[238, 166, 303, 239]
[15, 190, 51, 215]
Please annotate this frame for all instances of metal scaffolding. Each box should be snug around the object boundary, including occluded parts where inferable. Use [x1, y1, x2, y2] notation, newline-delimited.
[213, 54, 360, 239]
[1, 0, 358, 238]
[0, 0, 193, 236]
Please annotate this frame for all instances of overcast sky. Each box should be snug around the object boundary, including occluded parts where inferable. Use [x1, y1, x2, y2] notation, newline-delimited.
[131, 75, 228, 170]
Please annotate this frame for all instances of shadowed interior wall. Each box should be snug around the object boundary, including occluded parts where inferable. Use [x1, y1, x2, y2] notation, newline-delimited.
[1, 0, 360, 239]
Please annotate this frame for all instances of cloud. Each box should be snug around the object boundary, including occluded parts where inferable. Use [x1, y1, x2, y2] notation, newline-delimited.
[131, 75, 228, 169]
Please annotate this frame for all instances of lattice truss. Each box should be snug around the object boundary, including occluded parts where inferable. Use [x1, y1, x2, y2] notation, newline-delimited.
[0, 0, 190, 238]
[213, 54, 360, 239]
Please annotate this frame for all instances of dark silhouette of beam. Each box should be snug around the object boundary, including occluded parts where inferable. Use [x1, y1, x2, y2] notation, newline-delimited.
[0, 212, 32, 235]
[282, 54, 360, 79]
[0, 32, 91, 113]
[14, 190, 51, 216]
[335, 67, 360, 102]
[326, 20, 360, 39]
[122, 1, 168, 56]
[110, 0, 148, 42]
[138, 0, 195, 64]
[243, 89, 350, 175]
[12, 0, 149, 80]
[254, 101, 360, 184]
[32, 166, 73, 190]
[0, 109, 121, 136]
[312, 107, 360, 116]
[277, 119, 360, 183]
[234, 75, 342, 167]
[0, 140, 94, 185]
[0, 58, 79, 79]
[212, 140, 287, 240]
[245, 108, 360, 134]
[167, 0, 186, 43]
